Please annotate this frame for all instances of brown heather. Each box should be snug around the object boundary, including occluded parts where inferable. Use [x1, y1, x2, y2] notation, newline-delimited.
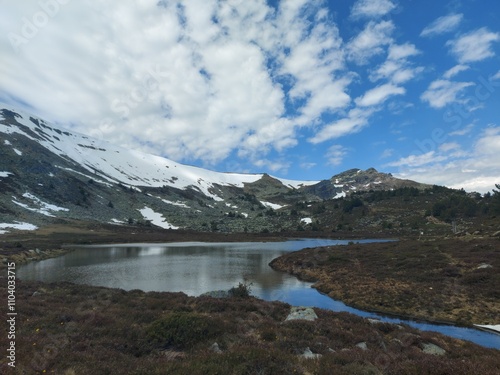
[0, 278, 499, 374]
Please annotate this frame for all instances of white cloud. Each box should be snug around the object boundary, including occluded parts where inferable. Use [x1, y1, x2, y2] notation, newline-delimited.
[370, 43, 422, 83]
[386, 151, 447, 167]
[300, 162, 317, 170]
[355, 83, 405, 107]
[439, 142, 460, 152]
[346, 20, 395, 64]
[351, 0, 396, 19]
[420, 79, 474, 108]
[326, 145, 348, 166]
[443, 64, 470, 79]
[0, 0, 353, 169]
[253, 158, 291, 173]
[420, 13, 463, 37]
[449, 123, 474, 136]
[389, 127, 500, 193]
[474, 127, 500, 155]
[387, 43, 420, 60]
[380, 148, 394, 159]
[492, 70, 500, 80]
[309, 108, 374, 143]
[447, 27, 500, 63]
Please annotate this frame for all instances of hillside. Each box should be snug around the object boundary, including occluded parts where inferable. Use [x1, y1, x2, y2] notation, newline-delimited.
[2, 105, 497, 236]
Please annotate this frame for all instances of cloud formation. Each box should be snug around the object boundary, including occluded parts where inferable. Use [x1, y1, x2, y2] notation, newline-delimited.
[420, 13, 463, 37]
[421, 79, 474, 108]
[391, 127, 500, 193]
[447, 27, 500, 63]
[350, 0, 396, 19]
[1, 1, 499, 193]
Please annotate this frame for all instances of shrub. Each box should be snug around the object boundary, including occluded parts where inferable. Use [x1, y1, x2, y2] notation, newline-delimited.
[147, 312, 222, 349]
[229, 281, 252, 298]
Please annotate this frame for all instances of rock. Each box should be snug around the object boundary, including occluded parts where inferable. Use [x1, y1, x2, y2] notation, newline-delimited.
[356, 342, 368, 351]
[35, 248, 41, 254]
[477, 263, 493, 269]
[367, 318, 383, 324]
[285, 306, 318, 321]
[300, 347, 322, 359]
[32, 291, 41, 297]
[422, 343, 446, 356]
[209, 342, 222, 354]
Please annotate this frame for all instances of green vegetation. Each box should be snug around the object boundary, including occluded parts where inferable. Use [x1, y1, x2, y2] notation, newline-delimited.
[148, 312, 224, 349]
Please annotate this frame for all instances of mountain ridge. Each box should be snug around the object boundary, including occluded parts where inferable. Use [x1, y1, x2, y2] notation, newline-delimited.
[0, 105, 430, 233]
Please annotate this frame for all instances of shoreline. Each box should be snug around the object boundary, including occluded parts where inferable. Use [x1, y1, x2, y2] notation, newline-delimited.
[269, 237, 500, 327]
[5, 227, 498, 332]
[8, 234, 499, 342]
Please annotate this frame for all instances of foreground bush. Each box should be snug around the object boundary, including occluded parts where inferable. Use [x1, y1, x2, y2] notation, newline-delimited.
[147, 312, 223, 349]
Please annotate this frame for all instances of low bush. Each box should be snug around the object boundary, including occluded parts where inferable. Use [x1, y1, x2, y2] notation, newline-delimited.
[147, 312, 223, 349]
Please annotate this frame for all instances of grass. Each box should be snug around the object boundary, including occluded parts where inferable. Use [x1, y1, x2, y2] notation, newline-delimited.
[270, 237, 500, 325]
[1, 279, 499, 374]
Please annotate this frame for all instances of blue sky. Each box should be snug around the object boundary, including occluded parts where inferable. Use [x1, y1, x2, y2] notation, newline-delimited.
[1, 0, 499, 192]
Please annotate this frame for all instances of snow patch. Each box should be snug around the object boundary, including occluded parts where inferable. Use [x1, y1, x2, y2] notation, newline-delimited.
[0, 221, 38, 234]
[301, 217, 312, 224]
[12, 192, 69, 217]
[279, 178, 320, 189]
[0, 171, 12, 178]
[474, 324, 500, 333]
[13, 148, 22, 156]
[0, 106, 320, 200]
[160, 198, 190, 208]
[241, 212, 248, 218]
[334, 191, 346, 199]
[138, 206, 178, 229]
[261, 201, 285, 210]
[4, 140, 11, 145]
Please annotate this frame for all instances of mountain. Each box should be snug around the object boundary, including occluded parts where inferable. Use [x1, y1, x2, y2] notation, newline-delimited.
[0, 105, 429, 234]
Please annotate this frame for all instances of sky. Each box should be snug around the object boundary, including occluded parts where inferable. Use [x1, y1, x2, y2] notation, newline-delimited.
[1, 0, 499, 193]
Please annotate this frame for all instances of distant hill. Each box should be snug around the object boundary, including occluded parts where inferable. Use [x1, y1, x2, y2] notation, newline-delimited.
[3, 105, 493, 235]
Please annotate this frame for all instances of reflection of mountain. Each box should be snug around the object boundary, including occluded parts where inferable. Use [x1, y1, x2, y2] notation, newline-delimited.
[17, 242, 328, 295]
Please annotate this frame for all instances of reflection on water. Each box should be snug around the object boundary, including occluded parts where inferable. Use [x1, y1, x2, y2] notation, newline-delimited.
[17, 239, 500, 349]
[18, 239, 353, 295]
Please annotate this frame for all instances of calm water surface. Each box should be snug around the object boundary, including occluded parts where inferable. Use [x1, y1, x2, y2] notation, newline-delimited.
[17, 239, 500, 349]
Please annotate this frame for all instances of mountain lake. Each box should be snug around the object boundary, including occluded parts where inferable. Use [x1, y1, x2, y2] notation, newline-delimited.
[17, 238, 500, 349]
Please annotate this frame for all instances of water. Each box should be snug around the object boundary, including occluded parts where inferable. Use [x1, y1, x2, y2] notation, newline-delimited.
[17, 239, 500, 349]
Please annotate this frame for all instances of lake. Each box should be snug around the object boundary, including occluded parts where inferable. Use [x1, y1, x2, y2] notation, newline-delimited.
[17, 239, 500, 349]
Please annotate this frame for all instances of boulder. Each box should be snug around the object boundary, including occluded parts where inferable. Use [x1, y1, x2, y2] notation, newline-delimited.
[209, 342, 222, 354]
[356, 342, 368, 351]
[285, 306, 318, 321]
[422, 343, 446, 356]
[300, 347, 322, 359]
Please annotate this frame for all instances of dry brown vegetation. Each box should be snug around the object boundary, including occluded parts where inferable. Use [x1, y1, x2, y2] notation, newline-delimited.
[270, 238, 500, 325]
[1, 280, 499, 374]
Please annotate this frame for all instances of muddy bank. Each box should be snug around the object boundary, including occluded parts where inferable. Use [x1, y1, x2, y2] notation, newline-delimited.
[270, 238, 500, 326]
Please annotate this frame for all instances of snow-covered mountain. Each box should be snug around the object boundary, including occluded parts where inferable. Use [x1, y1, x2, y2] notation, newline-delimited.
[0, 105, 428, 234]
